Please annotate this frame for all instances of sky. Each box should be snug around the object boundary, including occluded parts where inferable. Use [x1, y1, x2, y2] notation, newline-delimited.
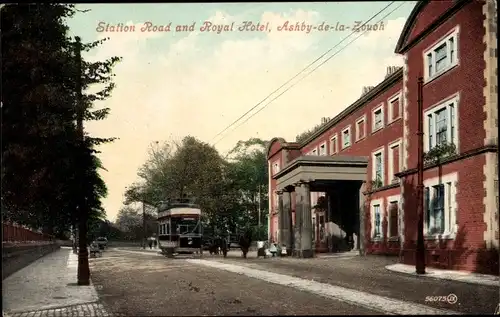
[66, 2, 416, 221]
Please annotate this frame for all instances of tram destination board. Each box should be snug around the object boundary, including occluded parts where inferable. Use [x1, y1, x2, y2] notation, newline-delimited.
[162, 241, 177, 248]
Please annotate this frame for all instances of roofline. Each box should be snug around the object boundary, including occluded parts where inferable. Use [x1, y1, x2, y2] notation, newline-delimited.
[297, 67, 403, 148]
[394, 0, 471, 54]
[394, 1, 428, 54]
[266, 137, 300, 159]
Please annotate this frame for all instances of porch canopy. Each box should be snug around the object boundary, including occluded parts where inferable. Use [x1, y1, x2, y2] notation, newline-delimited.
[272, 155, 369, 258]
[273, 155, 369, 191]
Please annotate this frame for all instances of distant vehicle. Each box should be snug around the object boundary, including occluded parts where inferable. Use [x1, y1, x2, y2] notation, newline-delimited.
[157, 198, 203, 257]
[95, 237, 108, 250]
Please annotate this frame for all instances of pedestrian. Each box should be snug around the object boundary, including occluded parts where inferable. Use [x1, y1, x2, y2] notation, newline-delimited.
[153, 239, 157, 248]
[148, 237, 153, 249]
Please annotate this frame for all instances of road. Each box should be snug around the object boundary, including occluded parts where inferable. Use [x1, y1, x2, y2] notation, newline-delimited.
[90, 249, 498, 316]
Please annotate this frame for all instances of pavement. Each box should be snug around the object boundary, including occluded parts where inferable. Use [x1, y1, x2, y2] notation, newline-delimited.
[3, 246, 499, 316]
[2, 247, 120, 317]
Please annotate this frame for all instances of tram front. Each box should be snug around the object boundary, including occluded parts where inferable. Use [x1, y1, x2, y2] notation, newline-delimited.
[157, 200, 203, 255]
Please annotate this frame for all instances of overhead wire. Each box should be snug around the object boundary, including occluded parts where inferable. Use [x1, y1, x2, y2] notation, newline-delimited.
[209, 1, 396, 144]
[212, 1, 407, 147]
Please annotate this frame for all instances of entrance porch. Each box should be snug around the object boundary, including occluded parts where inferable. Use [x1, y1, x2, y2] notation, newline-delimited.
[273, 155, 369, 258]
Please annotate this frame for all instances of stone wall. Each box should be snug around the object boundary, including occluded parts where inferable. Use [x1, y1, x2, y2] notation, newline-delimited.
[2, 242, 60, 280]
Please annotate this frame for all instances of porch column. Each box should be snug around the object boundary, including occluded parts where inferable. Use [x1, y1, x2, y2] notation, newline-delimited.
[293, 189, 302, 256]
[298, 181, 314, 258]
[277, 190, 284, 245]
[359, 182, 366, 256]
[326, 191, 333, 253]
[282, 190, 293, 256]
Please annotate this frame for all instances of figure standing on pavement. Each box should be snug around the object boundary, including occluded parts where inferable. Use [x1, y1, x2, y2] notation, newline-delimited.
[148, 237, 153, 249]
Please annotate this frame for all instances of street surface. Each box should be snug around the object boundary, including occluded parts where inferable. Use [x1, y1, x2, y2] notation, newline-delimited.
[89, 248, 498, 315]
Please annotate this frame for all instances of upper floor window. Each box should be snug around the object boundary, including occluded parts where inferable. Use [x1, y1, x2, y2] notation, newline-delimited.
[311, 147, 318, 155]
[355, 115, 366, 141]
[424, 94, 459, 153]
[372, 104, 384, 132]
[272, 161, 280, 175]
[330, 134, 338, 155]
[319, 142, 327, 156]
[388, 92, 402, 122]
[424, 26, 459, 82]
[342, 126, 351, 149]
[372, 147, 385, 188]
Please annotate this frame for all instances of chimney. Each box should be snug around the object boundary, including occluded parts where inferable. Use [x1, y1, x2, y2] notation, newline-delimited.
[321, 117, 328, 124]
[361, 86, 374, 96]
[385, 66, 401, 78]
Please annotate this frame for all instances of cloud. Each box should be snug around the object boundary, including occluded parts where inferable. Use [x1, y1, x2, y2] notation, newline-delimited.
[83, 9, 407, 220]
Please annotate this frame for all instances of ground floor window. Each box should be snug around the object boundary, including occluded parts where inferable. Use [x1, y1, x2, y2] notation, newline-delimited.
[370, 199, 384, 240]
[387, 196, 399, 238]
[424, 172, 458, 236]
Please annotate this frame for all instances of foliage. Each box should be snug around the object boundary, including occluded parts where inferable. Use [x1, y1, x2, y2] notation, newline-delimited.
[1, 4, 120, 234]
[424, 142, 457, 164]
[114, 206, 157, 240]
[370, 179, 383, 190]
[123, 137, 269, 241]
[295, 118, 331, 143]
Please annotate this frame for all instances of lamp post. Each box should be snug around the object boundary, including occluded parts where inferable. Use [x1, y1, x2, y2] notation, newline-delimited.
[415, 76, 426, 275]
[142, 201, 147, 249]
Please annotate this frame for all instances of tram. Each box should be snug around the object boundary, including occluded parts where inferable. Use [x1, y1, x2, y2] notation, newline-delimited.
[157, 198, 203, 257]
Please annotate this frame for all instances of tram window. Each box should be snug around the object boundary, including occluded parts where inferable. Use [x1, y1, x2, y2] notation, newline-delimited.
[165, 224, 169, 235]
[159, 225, 163, 235]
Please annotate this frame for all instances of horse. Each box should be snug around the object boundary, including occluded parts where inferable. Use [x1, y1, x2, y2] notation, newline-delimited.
[238, 230, 252, 259]
[208, 236, 228, 257]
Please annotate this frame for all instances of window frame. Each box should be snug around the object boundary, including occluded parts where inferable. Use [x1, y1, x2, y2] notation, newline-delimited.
[355, 114, 367, 142]
[372, 103, 385, 132]
[388, 138, 402, 184]
[371, 146, 385, 187]
[370, 198, 384, 241]
[386, 195, 400, 240]
[341, 125, 352, 149]
[272, 160, 281, 175]
[311, 146, 318, 156]
[387, 91, 402, 123]
[423, 172, 458, 240]
[330, 134, 338, 155]
[319, 142, 327, 156]
[423, 25, 460, 83]
[423, 93, 460, 153]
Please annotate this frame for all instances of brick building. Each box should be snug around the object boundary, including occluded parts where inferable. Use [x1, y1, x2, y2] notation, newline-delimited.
[266, 0, 498, 274]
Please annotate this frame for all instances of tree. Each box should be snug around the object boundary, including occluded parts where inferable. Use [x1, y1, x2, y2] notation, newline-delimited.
[1, 4, 120, 235]
[226, 138, 269, 239]
[115, 206, 157, 241]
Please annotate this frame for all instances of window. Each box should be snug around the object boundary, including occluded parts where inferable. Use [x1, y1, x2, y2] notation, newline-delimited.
[388, 92, 402, 122]
[159, 224, 163, 235]
[424, 173, 458, 237]
[311, 147, 318, 155]
[272, 161, 280, 175]
[387, 196, 400, 239]
[356, 115, 366, 141]
[319, 142, 327, 156]
[342, 126, 351, 149]
[388, 139, 402, 183]
[424, 26, 459, 81]
[330, 134, 338, 154]
[371, 148, 385, 187]
[371, 199, 384, 240]
[424, 94, 459, 152]
[372, 104, 384, 132]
